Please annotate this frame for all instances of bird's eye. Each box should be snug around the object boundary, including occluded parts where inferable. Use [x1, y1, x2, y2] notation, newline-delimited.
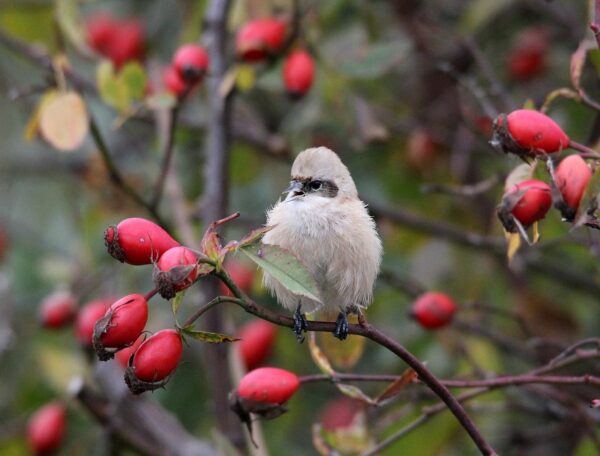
[309, 180, 322, 191]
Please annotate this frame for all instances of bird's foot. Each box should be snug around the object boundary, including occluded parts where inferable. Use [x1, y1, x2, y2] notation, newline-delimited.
[293, 305, 308, 343]
[334, 312, 349, 340]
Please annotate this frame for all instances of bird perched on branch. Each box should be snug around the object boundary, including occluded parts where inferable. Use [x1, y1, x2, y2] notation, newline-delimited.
[262, 147, 382, 341]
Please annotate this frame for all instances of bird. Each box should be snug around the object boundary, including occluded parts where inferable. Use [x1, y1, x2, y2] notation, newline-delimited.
[262, 147, 382, 341]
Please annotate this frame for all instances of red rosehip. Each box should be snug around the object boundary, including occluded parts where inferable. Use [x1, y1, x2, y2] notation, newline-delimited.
[85, 14, 116, 56]
[154, 246, 199, 299]
[283, 49, 315, 98]
[173, 44, 209, 84]
[125, 329, 183, 394]
[507, 28, 548, 81]
[319, 397, 362, 432]
[26, 402, 66, 455]
[411, 292, 457, 330]
[219, 261, 255, 296]
[85, 14, 145, 68]
[93, 294, 148, 361]
[492, 110, 570, 157]
[502, 179, 553, 228]
[75, 299, 111, 346]
[406, 129, 439, 172]
[236, 18, 287, 62]
[39, 290, 77, 329]
[104, 217, 180, 265]
[115, 335, 144, 368]
[163, 65, 188, 97]
[237, 367, 299, 405]
[237, 319, 278, 370]
[555, 155, 592, 217]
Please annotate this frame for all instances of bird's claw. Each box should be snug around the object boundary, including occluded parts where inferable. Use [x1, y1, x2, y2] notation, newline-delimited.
[334, 312, 349, 340]
[293, 305, 308, 343]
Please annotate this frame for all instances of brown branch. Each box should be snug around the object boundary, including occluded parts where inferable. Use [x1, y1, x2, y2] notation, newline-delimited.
[150, 107, 179, 210]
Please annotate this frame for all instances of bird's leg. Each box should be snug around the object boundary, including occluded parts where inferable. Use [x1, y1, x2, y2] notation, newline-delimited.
[293, 303, 308, 343]
[333, 312, 349, 340]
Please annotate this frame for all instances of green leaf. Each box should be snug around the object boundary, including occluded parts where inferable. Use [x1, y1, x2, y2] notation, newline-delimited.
[335, 383, 377, 405]
[240, 243, 322, 303]
[171, 290, 186, 321]
[118, 62, 147, 101]
[339, 42, 407, 79]
[181, 326, 239, 343]
[55, 0, 91, 55]
[97, 61, 130, 112]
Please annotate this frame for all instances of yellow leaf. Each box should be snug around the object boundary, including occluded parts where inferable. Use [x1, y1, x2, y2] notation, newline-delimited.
[39, 91, 89, 151]
[23, 90, 59, 142]
[308, 332, 336, 376]
[532, 222, 540, 244]
[235, 64, 256, 92]
[505, 230, 521, 262]
[317, 314, 365, 369]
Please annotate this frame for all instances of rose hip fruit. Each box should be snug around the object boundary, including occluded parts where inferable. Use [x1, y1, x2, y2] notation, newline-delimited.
[319, 397, 362, 432]
[502, 179, 553, 228]
[154, 246, 199, 299]
[85, 14, 145, 68]
[75, 299, 111, 346]
[163, 65, 188, 97]
[236, 18, 287, 62]
[555, 155, 592, 217]
[219, 261, 255, 296]
[492, 110, 570, 156]
[39, 290, 77, 329]
[125, 329, 183, 394]
[93, 294, 148, 361]
[237, 319, 278, 370]
[27, 402, 66, 455]
[507, 28, 548, 81]
[173, 44, 209, 84]
[283, 49, 315, 98]
[237, 367, 299, 405]
[105, 217, 180, 265]
[115, 335, 144, 368]
[411, 292, 457, 330]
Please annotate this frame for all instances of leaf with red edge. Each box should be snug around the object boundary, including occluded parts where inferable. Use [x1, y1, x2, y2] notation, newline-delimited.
[374, 368, 418, 403]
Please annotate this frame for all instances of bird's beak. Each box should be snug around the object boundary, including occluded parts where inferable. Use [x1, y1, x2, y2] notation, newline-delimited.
[283, 180, 304, 201]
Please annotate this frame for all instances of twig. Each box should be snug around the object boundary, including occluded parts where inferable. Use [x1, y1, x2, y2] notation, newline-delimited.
[150, 107, 179, 210]
[182, 295, 245, 327]
[570, 140, 600, 159]
[421, 174, 501, 198]
[88, 114, 169, 228]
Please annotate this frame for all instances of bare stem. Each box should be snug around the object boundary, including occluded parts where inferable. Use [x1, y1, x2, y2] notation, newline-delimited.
[150, 107, 179, 210]
[570, 140, 600, 159]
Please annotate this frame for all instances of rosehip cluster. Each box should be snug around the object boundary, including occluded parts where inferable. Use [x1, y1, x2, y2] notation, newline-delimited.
[235, 17, 315, 97]
[163, 44, 209, 98]
[492, 109, 595, 233]
[85, 13, 145, 68]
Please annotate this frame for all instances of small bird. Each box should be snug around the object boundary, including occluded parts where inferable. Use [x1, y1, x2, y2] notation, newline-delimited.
[262, 147, 382, 341]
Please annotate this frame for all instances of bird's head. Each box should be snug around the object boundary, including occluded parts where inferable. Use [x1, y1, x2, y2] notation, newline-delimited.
[283, 147, 358, 202]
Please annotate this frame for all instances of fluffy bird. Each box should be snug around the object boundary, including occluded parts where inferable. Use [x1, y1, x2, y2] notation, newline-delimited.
[262, 147, 382, 341]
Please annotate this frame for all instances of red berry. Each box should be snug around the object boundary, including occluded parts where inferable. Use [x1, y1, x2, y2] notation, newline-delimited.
[75, 299, 111, 346]
[237, 367, 299, 405]
[85, 14, 145, 68]
[505, 179, 553, 227]
[26, 402, 66, 455]
[406, 129, 439, 172]
[127, 329, 183, 389]
[93, 294, 148, 360]
[39, 290, 77, 329]
[163, 65, 188, 97]
[173, 44, 209, 84]
[85, 14, 116, 56]
[493, 110, 570, 156]
[319, 397, 362, 432]
[104, 217, 180, 265]
[219, 261, 255, 296]
[555, 155, 592, 213]
[154, 246, 199, 299]
[507, 28, 548, 81]
[115, 335, 144, 368]
[283, 49, 315, 97]
[237, 319, 278, 370]
[236, 18, 287, 62]
[411, 292, 457, 330]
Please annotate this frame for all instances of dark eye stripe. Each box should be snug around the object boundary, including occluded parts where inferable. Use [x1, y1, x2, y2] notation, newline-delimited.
[301, 179, 338, 198]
